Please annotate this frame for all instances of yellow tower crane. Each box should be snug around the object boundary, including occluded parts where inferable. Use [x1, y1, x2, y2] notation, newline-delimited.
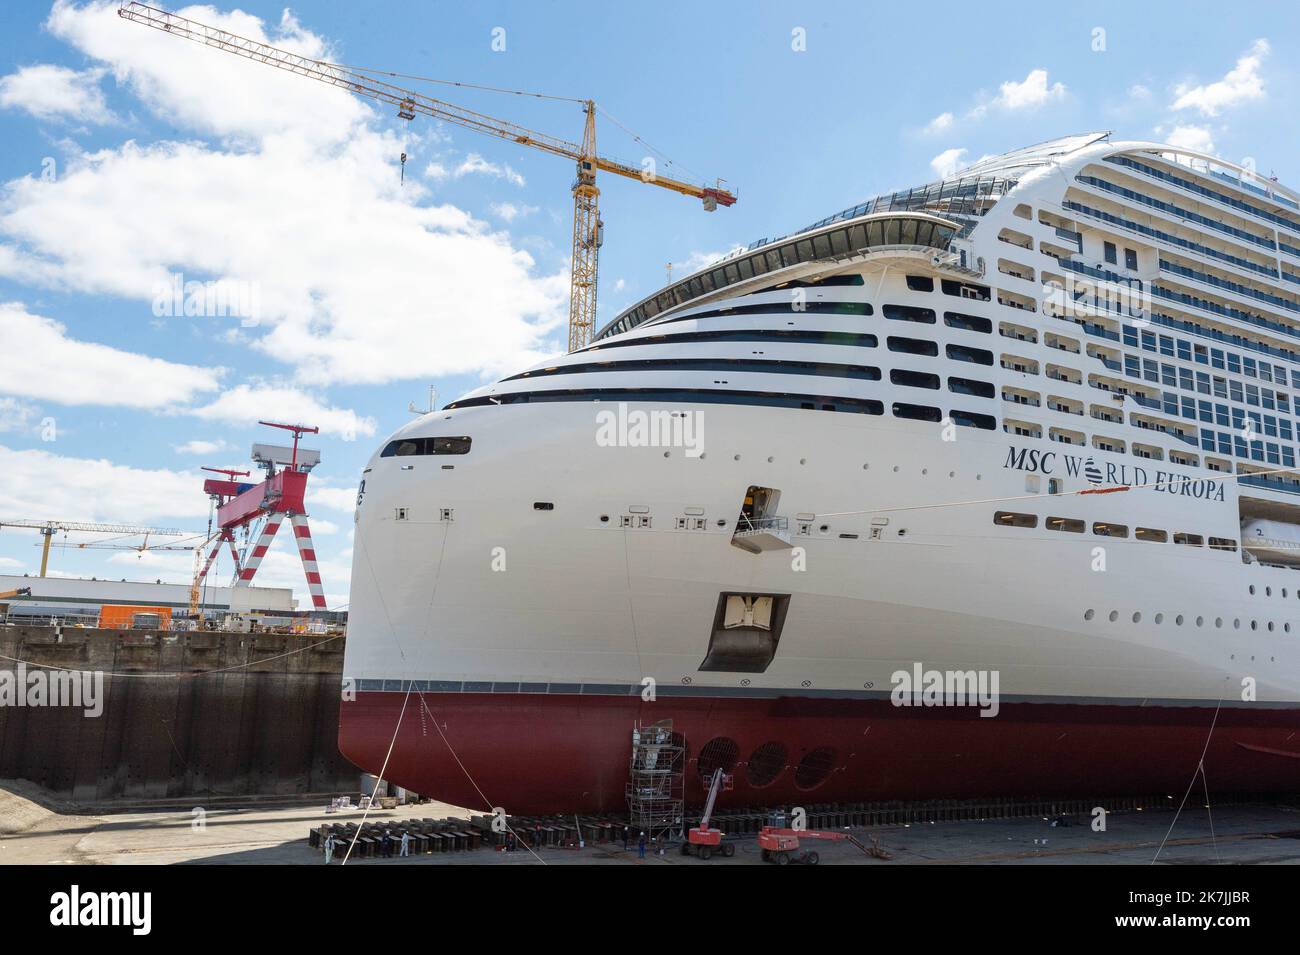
[0, 520, 190, 577]
[118, 2, 737, 352]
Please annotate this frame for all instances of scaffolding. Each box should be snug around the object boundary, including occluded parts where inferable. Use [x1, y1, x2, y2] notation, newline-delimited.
[625, 720, 685, 841]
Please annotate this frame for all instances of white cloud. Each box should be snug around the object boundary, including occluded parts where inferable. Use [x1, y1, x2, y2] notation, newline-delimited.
[308, 485, 359, 512]
[189, 384, 376, 439]
[173, 439, 228, 455]
[1163, 124, 1216, 154]
[0, 443, 205, 524]
[1128, 84, 1151, 101]
[490, 201, 538, 222]
[454, 153, 525, 187]
[671, 249, 743, 277]
[0, 63, 113, 123]
[49, 1, 368, 146]
[0, 557, 22, 569]
[0, 1, 567, 388]
[944, 68, 1066, 126]
[0, 302, 224, 408]
[0, 398, 39, 433]
[930, 147, 968, 179]
[1172, 39, 1269, 117]
[923, 112, 954, 134]
[423, 161, 450, 181]
[992, 69, 1066, 111]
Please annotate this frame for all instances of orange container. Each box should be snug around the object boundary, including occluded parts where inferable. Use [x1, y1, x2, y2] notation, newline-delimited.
[98, 604, 173, 631]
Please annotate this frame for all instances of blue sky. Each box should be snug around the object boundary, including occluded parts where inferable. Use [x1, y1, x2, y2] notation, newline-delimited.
[0, 0, 1296, 606]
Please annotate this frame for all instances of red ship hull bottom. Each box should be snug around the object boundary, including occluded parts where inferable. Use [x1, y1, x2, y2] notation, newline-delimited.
[337, 692, 1300, 816]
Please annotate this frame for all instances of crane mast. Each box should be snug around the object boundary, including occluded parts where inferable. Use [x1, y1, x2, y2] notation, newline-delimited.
[117, 1, 736, 351]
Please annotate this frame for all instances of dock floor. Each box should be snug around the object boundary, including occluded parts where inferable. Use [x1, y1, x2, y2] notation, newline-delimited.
[4, 786, 1298, 864]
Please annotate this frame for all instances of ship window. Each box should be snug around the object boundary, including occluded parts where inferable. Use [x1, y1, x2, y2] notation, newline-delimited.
[946, 344, 994, 365]
[994, 511, 1037, 528]
[950, 410, 996, 429]
[905, 275, 934, 292]
[1208, 537, 1237, 552]
[1047, 517, 1085, 533]
[1135, 527, 1168, 543]
[1092, 521, 1129, 538]
[883, 304, 936, 324]
[507, 357, 883, 382]
[756, 273, 865, 293]
[944, 311, 992, 333]
[586, 328, 880, 351]
[887, 336, 938, 356]
[890, 369, 940, 390]
[1173, 532, 1203, 546]
[381, 436, 472, 457]
[1104, 241, 1117, 265]
[948, 376, 995, 398]
[448, 388, 885, 416]
[892, 402, 942, 422]
[941, 279, 990, 301]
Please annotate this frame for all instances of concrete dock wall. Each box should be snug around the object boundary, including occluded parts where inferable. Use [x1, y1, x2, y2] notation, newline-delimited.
[0, 627, 356, 805]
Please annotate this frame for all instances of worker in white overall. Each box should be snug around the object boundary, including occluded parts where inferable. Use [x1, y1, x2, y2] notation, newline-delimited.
[323, 833, 335, 865]
[400, 830, 412, 857]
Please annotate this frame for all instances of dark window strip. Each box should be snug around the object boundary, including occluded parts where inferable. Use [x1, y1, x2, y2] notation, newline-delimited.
[581, 328, 879, 352]
[446, 387, 886, 416]
[506, 357, 881, 383]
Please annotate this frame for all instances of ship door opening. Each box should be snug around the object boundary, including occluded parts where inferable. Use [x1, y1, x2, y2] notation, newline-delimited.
[699, 592, 790, 673]
[731, 485, 792, 553]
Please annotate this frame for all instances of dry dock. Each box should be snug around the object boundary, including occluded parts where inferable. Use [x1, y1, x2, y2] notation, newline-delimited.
[0, 625, 354, 805]
[3, 780, 1297, 864]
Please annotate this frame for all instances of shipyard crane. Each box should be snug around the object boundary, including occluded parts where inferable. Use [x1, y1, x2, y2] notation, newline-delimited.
[0, 520, 190, 577]
[188, 421, 328, 610]
[117, 1, 737, 351]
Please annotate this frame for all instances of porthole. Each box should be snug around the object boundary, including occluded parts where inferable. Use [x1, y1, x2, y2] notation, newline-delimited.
[892, 465, 900, 472]
[794, 747, 838, 791]
[1234, 619, 1241, 629]
[1267, 621, 1275, 632]
[1154, 613, 1164, 624]
[697, 736, 740, 780]
[1084, 609, 1095, 621]
[1251, 620, 1258, 631]
[1132, 612, 1141, 623]
[1196, 616, 1204, 627]
[1108, 610, 1119, 622]
[767, 456, 774, 463]
[1175, 614, 1184, 626]
[745, 741, 787, 789]
[1266, 587, 1273, 597]
[1215, 617, 1223, 628]
[1249, 585, 1256, 595]
[1286, 623, 1292, 634]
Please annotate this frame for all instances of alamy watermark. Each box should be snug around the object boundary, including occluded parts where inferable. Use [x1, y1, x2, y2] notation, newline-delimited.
[152, 272, 261, 326]
[890, 662, 1000, 718]
[595, 402, 704, 457]
[0, 664, 103, 717]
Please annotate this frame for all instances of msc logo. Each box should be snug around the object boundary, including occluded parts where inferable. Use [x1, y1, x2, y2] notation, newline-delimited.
[1082, 457, 1103, 485]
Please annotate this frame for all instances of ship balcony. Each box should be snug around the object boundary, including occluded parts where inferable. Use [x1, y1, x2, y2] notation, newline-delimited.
[730, 516, 793, 554]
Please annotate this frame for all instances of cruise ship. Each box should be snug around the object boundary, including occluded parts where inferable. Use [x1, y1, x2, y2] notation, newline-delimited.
[340, 133, 1300, 814]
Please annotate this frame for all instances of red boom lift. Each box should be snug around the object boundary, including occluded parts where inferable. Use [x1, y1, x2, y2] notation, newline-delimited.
[682, 768, 735, 859]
